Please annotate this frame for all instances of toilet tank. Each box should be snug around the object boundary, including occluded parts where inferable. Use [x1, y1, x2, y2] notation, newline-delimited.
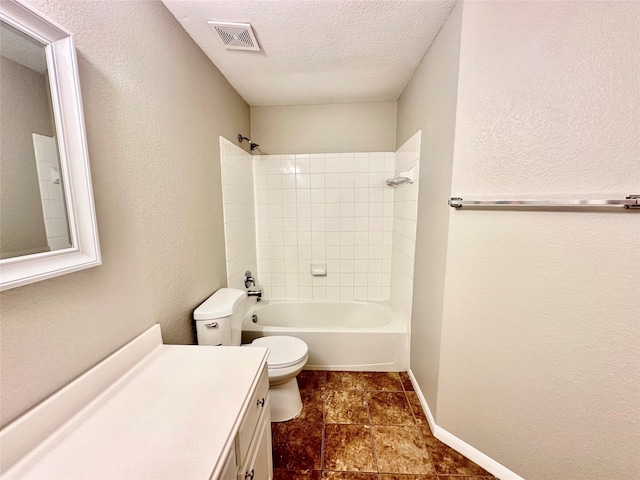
[194, 288, 248, 346]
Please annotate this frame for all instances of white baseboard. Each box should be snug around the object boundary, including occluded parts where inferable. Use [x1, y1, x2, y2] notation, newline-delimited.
[407, 369, 526, 480]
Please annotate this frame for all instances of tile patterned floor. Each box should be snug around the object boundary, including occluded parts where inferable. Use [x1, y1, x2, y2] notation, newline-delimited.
[272, 371, 496, 480]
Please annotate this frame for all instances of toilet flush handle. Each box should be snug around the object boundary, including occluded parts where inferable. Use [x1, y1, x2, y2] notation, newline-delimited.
[204, 322, 218, 328]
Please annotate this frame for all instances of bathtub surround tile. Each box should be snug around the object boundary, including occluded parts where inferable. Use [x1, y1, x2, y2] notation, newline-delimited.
[367, 392, 415, 426]
[372, 425, 433, 475]
[324, 424, 377, 472]
[325, 390, 369, 424]
[255, 152, 395, 302]
[361, 372, 404, 391]
[274, 371, 490, 478]
[220, 138, 258, 291]
[326, 371, 365, 391]
[272, 421, 323, 470]
[389, 132, 421, 319]
[423, 436, 492, 477]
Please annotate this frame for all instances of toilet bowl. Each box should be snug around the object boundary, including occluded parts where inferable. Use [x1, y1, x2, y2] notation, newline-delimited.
[193, 288, 309, 423]
[249, 336, 309, 422]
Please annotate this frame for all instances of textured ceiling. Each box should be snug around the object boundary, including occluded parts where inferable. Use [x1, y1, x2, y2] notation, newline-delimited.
[161, 0, 457, 107]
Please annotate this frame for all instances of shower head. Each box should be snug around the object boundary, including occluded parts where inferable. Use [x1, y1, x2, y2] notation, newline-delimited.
[238, 134, 260, 152]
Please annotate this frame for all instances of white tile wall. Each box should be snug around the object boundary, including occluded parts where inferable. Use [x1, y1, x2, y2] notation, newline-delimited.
[220, 137, 420, 310]
[254, 152, 395, 301]
[220, 137, 258, 290]
[390, 131, 421, 319]
[33, 133, 72, 251]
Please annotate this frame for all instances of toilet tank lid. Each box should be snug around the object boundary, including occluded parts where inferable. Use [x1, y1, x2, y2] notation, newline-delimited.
[194, 288, 247, 320]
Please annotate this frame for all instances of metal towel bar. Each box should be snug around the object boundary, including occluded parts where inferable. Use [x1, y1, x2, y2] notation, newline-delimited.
[448, 195, 639, 209]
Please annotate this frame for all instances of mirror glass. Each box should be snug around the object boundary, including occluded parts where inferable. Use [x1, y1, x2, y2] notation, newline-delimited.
[0, 0, 100, 291]
[0, 20, 72, 260]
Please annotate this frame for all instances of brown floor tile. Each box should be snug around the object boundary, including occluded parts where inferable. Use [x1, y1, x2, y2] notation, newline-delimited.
[436, 477, 495, 480]
[372, 425, 434, 475]
[380, 475, 437, 480]
[275, 371, 490, 480]
[418, 424, 435, 440]
[272, 421, 323, 471]
[326, 371, 365, 391]
[274, 469, 322, 480]
[368, 392, 415, 425]
[399, 372, 414, 391]
[293, 389, 325, 423]
[361, 372, 404, 391]
[322, 472, 379, 479]
[299, 370, 328, 390]
[324, 424, 377, 472]
[423, 436, 492, 477]
[325, 390, 369, 424]
[405, 392, 429, 426]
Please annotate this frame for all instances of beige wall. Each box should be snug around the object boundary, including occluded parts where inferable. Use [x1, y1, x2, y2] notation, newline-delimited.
[0, 0, 249, 427]
[251, 102, 396, 154]
[400, 1, 639, 478]
[397, 2, 463, 416]
[0, 56, 53, 258]
[438, 2, 640, 478]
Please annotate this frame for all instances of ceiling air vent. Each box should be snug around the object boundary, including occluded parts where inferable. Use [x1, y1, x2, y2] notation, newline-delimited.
[208, 21, 260, 51]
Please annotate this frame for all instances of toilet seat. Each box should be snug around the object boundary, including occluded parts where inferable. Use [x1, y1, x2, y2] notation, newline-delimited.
[251, 336, 308, 369]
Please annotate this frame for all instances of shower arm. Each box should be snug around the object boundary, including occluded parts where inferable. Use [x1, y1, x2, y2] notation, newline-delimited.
[238, 134, 260, 152]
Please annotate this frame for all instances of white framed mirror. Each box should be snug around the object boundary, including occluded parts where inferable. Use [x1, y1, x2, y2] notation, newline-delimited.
[0, 0, 100, 291]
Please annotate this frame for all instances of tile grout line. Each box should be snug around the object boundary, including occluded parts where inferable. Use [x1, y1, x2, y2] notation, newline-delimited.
[362, 378, 382, 477]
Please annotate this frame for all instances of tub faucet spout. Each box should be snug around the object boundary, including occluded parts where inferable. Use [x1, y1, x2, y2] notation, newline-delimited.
[247, 289, 262, 301]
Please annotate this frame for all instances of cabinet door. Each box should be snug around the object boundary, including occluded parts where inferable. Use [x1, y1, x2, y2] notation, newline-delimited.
[237, 404, 272, 480]
[236, 366, 269, 466]
[219, 447, 237, 480]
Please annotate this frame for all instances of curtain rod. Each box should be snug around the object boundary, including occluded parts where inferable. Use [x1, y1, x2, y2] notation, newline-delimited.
[448, 195, 639, 209]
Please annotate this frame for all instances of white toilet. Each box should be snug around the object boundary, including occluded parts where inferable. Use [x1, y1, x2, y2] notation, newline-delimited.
[194, 288, 308, 422]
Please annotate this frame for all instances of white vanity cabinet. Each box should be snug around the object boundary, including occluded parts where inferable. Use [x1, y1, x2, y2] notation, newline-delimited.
[237, 404, 272, 480]
[220, 449, 238, 480]
[219, 365, 273, 480]
[0, 326, 273, 480]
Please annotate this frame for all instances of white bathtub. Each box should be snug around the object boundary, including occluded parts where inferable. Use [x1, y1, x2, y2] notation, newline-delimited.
[242, 301, 408, 371]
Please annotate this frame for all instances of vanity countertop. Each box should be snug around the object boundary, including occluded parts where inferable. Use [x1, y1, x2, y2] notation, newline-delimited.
[0, 325, 269, 479]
